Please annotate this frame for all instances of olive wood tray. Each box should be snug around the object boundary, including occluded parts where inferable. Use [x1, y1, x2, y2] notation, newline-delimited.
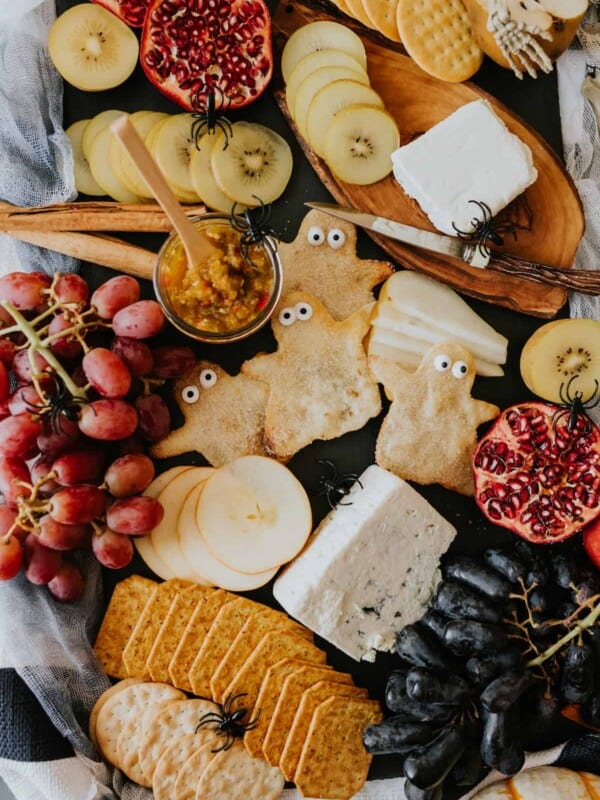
[273, 2, 585, 318]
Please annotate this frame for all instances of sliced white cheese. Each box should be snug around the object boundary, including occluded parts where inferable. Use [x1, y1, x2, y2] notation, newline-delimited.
[391, 99, 537, 235]
[273, 465, 456, 662]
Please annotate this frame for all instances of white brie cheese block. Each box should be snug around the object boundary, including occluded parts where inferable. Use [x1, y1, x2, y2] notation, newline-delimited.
[391, 99, 537, 235]
[273, 465, 456, 662]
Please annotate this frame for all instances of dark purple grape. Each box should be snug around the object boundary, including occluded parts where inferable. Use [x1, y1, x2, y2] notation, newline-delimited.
[466, 650, 522, 688]
[520, 686, 561, 731]
[432, 581, 502, 624]
[442, 621, 508, 657]
[403, 726, 466, 790]
[151, 345, 195, 379]
[404, 781, 442, 800]
[395, 625, 454, 672]
[405, 668, 470, 707]
[111, 337, 154, 377]
[480, 708, 524, 775]
[382, 695, 455, 724]
[550, 553, 580, 590]
[419, 609, 448, 641]
[135, 393, 170, 442]
[385, 670, 408, 712]
[571, 566, 600, 605]
[450, 746, 484, 788]
[581, 693, 600, 727]
[443, 557, 511, 602]
[528, 588, 552, 625]
[480, 671, 535, 713]
[483, 548, 526, 584]
[362, 718, 435, 755]
[560, 642, 595, 704]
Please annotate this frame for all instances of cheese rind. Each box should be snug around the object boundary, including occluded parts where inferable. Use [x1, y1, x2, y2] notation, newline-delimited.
[391, 99, 537, 235]
[273, 465, 456, 662]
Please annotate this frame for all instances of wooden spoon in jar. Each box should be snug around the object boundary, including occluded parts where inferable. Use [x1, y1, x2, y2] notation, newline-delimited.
[110, 115, 217, 267]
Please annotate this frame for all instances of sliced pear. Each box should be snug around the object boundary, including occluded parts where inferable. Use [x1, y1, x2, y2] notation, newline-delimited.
[116, 111, 169, 197]
[325, 104, 399, 185]
[152, 114, 201, 199]
[292, 65, 370, 139]
[281, 21, 367, 82]
[210, 122, 293, 207]
[197, 456, 312, 575]
[48, 4, 138, 92]
[307, 80, 384, 157]
[66, 119, 105, 197]
[88, 118, 146, 203]
[179, 482, 278, 591]
[189, 133, 242, 213]
[285, 48, 368, 117]
[368, 337, 422, 370]
[520, 318, 600, 403]
[82, 109, 124, 161]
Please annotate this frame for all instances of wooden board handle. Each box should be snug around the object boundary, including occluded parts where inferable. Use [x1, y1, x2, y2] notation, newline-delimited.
[490, 253, 600, 296]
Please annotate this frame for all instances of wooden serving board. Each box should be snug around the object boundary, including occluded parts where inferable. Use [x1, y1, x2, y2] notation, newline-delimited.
[273, 2, 585, 318]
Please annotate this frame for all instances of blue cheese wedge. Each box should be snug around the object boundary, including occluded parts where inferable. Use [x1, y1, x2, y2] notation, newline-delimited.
[273, 465, 456, 662]
[391, 99, 537, 236]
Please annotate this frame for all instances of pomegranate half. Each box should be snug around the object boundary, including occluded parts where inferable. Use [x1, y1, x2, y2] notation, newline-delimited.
[140, 0, 273, 111]
[92, 0, 151, 27]
[473, 401, 600, 543]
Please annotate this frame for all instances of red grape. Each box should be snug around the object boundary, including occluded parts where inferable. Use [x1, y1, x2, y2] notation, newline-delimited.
[11, 349, 49, 382]
[0, 413, 41, 458]
[37, 514, 89, 551]
[135, 394, 170, 442]
[0, 362, 8, 404]
[0, 339, 16, 367]
[104, 454, 155, 497]
[92, 527, 134, 569]
[49, 485, 106, 525]
[0, 506, 26, 542]
[151, 345, 196, 379]
[118, 434, 146, 456]
[0, 272, 49, 311]
[0, 535, 23, 580]
[37, 417, 81, 457]
[78, 399, 138, 441]
[106, 496, 164, 535]
[52, 449, 105, 486]
[53, 274, 89, 306]
[111, 337, 154, 377]
[48, 562, 85, 602]
[112, 301, 165, 339]
[0, 456, 31, 507]
[30, 456, 60, 495]
[82, 348, 131, 399]
[48, 313, 82, 359]
[24, 534, 62, 585]
[91, 276, 140, 320]
[8, 383, 42, 416]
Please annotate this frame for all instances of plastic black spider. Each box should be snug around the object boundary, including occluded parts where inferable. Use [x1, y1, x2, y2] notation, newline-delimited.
[552, 375, 600, 435]
[451, 200, 527, 259]
[195, 693, 260, 753]
[190, 88, 233, 151]
[315, 458, 363, 510]
[25, 374, 89, 434]
[229, 199, 279, 267]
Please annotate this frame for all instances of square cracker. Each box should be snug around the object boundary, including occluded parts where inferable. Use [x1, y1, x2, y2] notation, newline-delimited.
[223, 629, 327, 714]
[147, 584, 211, 683]
[280, 680, 369, 781]
[295, 696, 383, 800]
[122, 578, 192, 679]
[169, 588, 232, 691]
[244, 658, 327, 760]
[189, 596, 259, 697]
[262, 665, 353, 767]
[210, 609, 312, 703]
[94, 575, 156, 679]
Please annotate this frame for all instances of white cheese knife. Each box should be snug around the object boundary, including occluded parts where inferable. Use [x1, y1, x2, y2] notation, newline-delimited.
[306, 202, 600, 296]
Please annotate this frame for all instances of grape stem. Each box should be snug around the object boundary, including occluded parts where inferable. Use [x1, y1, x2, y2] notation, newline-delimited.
[0, 301, 86, 400]
[526, 594, 600, 668]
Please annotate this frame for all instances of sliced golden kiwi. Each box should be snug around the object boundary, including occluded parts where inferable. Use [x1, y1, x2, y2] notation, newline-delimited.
[281, 21, 367, 83]
[152, 114, 201, 199]
[66, 119, 104, 197]
[189, 134, 242, 213]
[82, 109, 124, 162]
[115, 111, 169, 197]
[325, 104, 399, 185]
[210, 122, 293, 206]
[48, 4, 138, 92]
[285, 48, 369, 117]
[520, 318, 600, 403]
[292, 65, 370, 140]
[88, 118, 146, 204]
[306, 79, 384, 157]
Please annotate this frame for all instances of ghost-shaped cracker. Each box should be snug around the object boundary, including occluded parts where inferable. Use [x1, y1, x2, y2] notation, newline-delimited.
[277, 209, 393, 320]
[370, 342, 499, 496]
[242, 291, 381, 461]
[151, 361, 268, 467]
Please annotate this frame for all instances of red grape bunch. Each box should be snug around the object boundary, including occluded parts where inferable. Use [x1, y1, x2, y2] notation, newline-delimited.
[0, 271, 195, 601]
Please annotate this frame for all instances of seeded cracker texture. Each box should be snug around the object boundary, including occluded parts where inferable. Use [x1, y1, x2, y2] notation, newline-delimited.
[172, 741, 218, 800]
[152, 730, 216, 800]
[197, 740, 285, 800]
[118, 700, 175, 786]
[273, 464, 457, 662]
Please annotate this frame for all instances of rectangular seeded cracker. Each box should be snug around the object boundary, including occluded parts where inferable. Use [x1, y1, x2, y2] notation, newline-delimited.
[223, 629, 327, 717]
[122, 579, 192, 679]
[169, 589, 232, 691]
[146, 584, 211, 683]
[244, 658, 328, 760]
[279, 680, 369, 781]
[94, 575, 157, 679]
[210, 609, 312, 703]
[295, 696, 383, 800]
[262, 665, 353, 768]
[189, 596, 259, 697]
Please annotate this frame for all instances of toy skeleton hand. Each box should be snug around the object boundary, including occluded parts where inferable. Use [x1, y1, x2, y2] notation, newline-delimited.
[487, 0, 553, 79]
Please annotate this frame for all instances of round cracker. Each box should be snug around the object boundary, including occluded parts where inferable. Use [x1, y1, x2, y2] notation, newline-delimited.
[196, 740, 285, 800]
[344, 0, 375, 29]
[173, 741, 217, 800]
[118, 700, 175, 785]
[396, 0, 483, 83]
[362, 0, 401, 41]
[95, 682, 185, 767]
[138, 698, 218, 784]
[89, 679, 141, 748]
[152, 730, 216, 800]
